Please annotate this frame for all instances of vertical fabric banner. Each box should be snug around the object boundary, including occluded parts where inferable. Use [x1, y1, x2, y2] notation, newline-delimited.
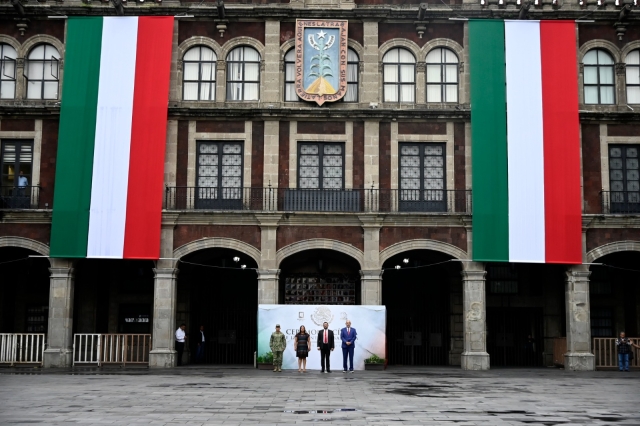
[469, 20, 509, 262]
[50, 18, 103, 258]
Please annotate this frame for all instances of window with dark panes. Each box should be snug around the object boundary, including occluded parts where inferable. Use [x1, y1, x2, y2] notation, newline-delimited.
[298, 143, 344, 189]
[583, 49, 615, 105]
[399, 143, 445, 211]
[0, 43, 17, 99]
[609, 145, 640, 212]
[591, 308, 613, 337]
[183, 46, 217, 101]
[1, 140, 33, 189]
[487, 264, 519, 294]
[196, 141, 243, 209]
[626, 50, 640, 104]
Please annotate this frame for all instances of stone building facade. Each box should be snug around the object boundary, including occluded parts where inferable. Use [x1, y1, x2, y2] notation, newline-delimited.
[1, 0, 639, 370]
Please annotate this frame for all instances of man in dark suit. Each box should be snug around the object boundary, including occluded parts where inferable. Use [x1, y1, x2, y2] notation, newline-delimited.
[317, 321, 334, 373]
[340, 320, 357, 373]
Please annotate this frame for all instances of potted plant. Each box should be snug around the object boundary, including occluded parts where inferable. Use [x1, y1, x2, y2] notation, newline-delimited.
[364, 354, 386, 371]
[256, 352, 274, 370]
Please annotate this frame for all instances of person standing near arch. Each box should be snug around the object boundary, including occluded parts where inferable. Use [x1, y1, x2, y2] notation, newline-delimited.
[340, 320, 357, 373]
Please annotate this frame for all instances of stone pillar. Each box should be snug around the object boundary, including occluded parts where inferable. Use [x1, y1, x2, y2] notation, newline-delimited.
[361, 20, 379, 105]
[43, 259, 74, 368]
[149, 267, 179, 368]
[258, 269, 280, 304]
[461, 262, 490, 370]
[564, 265, 595, 371]
[263, 20, 281, 104]
[256, 213, 282, 304]
[360, 214, 383, 305]
[263, 121, 279, 197]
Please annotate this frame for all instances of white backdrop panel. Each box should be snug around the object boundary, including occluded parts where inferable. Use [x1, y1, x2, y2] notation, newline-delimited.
[258, 305, 386, 371]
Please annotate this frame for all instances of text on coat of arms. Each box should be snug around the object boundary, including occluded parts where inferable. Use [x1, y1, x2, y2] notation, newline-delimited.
[295, 20, 349, 106]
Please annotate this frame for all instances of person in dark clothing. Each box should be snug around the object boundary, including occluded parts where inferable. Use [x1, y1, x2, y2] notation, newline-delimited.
[317, 321, 334, 373]
[616, 331, 640, 372]
[294, 325, 311, 372]
[195, 325, 206, 363]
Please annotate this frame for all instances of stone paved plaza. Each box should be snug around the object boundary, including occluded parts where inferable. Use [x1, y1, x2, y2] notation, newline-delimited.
[0, 367, 639, 425]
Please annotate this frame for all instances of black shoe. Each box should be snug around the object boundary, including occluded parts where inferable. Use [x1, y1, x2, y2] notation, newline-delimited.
[327, 370, 331, 373]
[321, 370, 325, 373]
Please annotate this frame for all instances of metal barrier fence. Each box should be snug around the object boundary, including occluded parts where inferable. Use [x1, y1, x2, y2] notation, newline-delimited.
[0, 186, 42, 210]
[593, 337, 639, 369]
[73, 334, 152, 367]
[0, 333, 46, 366]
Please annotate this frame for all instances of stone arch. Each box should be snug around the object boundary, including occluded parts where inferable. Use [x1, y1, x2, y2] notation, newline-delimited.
[621, 40, 640, 62]
[276, 239, 364, 269]
[173, 237, 261, 266]
[379, 239, 468, 268]
[0, 236, 51, 266]
[20, 35, 65, 59]
[421, 38, 464, 64]
[586, 240, 640, 264]
[178, 37, 223, 61]
[280, 38, 295, 61]
[0, 35, 21, 52]
[221, 37, 265, 59]
[579, 40, 621, 64]
[347, 39, 364, 60]
[379, 39, 421, 62]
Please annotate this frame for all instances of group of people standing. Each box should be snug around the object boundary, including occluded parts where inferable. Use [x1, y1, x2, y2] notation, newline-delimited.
[269, 320, 357, 373]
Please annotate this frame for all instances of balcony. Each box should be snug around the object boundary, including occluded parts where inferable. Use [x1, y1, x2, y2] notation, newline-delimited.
[601, 191, 640, 214]
[164, 187, 472, 214]
[0, 186, 42, 210]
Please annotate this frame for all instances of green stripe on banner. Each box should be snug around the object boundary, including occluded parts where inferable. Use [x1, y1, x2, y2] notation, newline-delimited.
[469, 20, 509, 262]
[50, 17, 103, 258]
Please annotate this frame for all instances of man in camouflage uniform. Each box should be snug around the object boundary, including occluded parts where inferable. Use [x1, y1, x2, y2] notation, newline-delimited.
[270, 324, 287, 372]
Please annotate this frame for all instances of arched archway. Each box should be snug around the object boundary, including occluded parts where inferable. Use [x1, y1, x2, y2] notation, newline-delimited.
[276, 239, 364, 269]
[0, 241, 50, 333]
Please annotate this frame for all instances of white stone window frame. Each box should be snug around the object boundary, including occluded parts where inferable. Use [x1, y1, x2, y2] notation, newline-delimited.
[176, 37, 223, 104]
[187, 120, 252, 191]
[621, 41, 640, 106]
[0, 120, 42, 189]
[279, 38, 364, 106]
[390, 122, 455, 194]
[422, 39, 465, 105]
[578, 40, 621, 108]
[288, 121, 353, 189]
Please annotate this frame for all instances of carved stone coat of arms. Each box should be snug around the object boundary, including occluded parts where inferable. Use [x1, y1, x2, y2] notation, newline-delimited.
[295, 19, 349, 106]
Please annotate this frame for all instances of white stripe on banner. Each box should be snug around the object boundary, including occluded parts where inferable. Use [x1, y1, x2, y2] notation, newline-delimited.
[87, 17, 138, 258]
[505, 21, 546, 263]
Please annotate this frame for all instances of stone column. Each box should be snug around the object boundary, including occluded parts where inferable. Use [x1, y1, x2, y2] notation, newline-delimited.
[361, 20, 380, 105]
[263, 120, 279, 202]
[564, 265, 595, 371]
[461, 261, 490, 370]
[359, 214, 383, 305]
[263, 20, 281, 104]
[256, 213, 282, 304]
[149, 267, 179, 368]
[43, 258, 74, 368]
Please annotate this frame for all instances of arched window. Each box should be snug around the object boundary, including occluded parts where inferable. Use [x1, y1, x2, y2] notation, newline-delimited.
[226, 46, 260, 101]
[0, 44, 17, 99]
[183, 46, 217, 101]
[26, 44, 61, 100]
[284, 49, 297, 101]
[583, 49, 615, 105]
[626, 49, 640, 104]
[383, 48, 415, 103]
[426, 47, 458, 103]
[345, 48, 359, 103]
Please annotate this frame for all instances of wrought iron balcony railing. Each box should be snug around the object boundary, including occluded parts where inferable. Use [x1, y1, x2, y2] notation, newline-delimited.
[601, 190, 640, 214]
[164, 187, 472, 214]
[0, 186, 42, 210]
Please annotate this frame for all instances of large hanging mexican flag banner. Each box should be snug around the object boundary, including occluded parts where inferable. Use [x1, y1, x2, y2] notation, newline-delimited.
[50, 17, 174, 259]
[469, 20, 582, 264]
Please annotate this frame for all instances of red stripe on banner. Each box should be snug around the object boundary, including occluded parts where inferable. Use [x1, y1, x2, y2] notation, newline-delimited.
[123, 17, 174, 259]
[540, 21, 582, 264]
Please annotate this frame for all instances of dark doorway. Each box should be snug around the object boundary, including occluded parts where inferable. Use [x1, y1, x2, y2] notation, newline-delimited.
[181, 248, 258, 364]
[0, 247, 49, 333]
[487, 307, 544, 367]
[382, 250, 460, 366]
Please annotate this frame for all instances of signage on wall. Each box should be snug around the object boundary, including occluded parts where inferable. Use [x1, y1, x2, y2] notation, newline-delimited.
[295, 19, 349, 106]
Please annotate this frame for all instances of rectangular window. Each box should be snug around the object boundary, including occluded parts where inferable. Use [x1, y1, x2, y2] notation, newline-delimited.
[298, 142, 344, 189]
[487, 264, 519, 294]
[196, 141, 243, 209]
[591, 308, 613, 337]
[399, 143, 446, 212]
[609, 144, 640, 213]
[1, 140, 33, 208]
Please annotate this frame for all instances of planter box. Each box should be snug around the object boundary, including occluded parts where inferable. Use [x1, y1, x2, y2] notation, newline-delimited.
[364, 363, 385, 371]
[257, 363, 274, 370]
